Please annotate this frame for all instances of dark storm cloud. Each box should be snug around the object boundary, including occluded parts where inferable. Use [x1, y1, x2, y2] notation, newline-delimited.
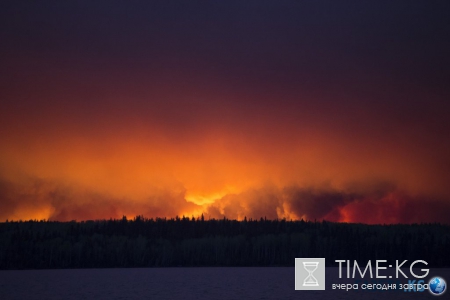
[283, 187, 357, 221]
[1, 0, 449, 150]
[2, 1, 450, 98]
[206, 183, 450, 224]
[204, 185, 357, 221]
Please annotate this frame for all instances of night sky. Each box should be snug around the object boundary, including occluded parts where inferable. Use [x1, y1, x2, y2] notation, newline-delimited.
[1, 1, 450, 223]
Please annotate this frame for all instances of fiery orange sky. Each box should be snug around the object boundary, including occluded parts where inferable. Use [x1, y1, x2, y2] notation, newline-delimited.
[1, 1, 450, 223]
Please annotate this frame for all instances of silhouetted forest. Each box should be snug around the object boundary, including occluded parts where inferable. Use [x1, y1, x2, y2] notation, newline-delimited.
[0, 216, 449, 269]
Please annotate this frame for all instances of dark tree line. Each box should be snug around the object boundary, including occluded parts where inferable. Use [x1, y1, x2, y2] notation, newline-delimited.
[0, 216, 449, 269]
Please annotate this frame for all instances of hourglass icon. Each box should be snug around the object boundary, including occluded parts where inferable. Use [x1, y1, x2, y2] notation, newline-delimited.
[303, 261, 319, 286]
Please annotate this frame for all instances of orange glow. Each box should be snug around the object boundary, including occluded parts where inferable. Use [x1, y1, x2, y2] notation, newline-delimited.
[1, 115, 449, 224]
[1, 80, 449, 224]
[1, 0, 450, 225]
